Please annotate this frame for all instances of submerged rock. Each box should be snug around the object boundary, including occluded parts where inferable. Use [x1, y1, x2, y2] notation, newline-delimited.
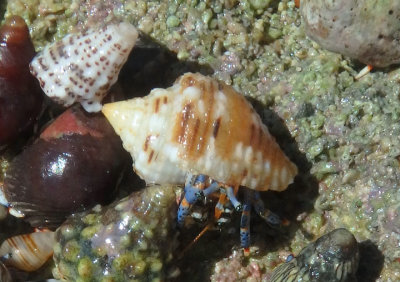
[53, 185, 178, 281]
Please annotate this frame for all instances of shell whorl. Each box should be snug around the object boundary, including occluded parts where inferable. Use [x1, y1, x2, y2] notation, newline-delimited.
[0, 231, 55, 272]
[103, 73, 297, 191]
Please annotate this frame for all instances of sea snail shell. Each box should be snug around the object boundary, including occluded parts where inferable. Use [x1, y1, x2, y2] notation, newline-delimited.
[30, 22, 138, 112]
[102, 72, 297, 191]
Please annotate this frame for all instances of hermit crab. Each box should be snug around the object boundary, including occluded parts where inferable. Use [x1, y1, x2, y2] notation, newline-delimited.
[102, 72, 298, 252]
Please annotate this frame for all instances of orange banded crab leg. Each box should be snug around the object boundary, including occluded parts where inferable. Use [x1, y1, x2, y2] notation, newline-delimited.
[240, 189, 282, 255]
[178, 182, 240, 257]
[178, 175, 283, 254]
[177, 175, 242, 227]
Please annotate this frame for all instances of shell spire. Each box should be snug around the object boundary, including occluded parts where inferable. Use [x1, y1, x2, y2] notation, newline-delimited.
[30, 22, 138, 112]
[103, 73, 297, 192]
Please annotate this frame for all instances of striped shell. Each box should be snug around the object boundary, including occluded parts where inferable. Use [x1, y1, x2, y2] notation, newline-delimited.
[0, 231, 55, 272]
[30, 22, 138, 112]
[102, 73, 297, 191]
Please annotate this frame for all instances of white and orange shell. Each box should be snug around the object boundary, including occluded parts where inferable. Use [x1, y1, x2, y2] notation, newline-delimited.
[102, 73, 297, 191]
[0, 231, 55, 272]
[30, 22, 138, 112]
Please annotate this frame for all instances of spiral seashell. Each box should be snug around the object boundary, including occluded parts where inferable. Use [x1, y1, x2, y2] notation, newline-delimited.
[30, 22, 138, 112]
[270, 228, 359, 282]
[0, 231, 55, 272]
[102, 72, 297, 191]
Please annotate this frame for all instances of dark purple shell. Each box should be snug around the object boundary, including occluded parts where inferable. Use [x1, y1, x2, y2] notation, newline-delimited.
[0, 16, 44, 145]
[3, 107, 128, 229]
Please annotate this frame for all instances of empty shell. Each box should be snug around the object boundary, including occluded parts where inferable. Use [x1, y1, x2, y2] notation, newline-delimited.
[30, 22, 138, 112]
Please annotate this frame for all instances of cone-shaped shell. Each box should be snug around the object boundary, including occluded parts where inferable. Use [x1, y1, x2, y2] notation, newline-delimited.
[0, 231, 55, 272]
[30, 22, 138, 112]
[103, 73, 297, 191]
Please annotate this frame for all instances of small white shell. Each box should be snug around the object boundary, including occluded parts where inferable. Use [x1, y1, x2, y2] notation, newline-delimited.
[102, 73, 297, 191]
[30, 22, 138, 112]
[0, 231, 55, 272]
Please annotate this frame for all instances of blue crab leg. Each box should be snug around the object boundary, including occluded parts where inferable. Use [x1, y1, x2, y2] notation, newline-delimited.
[226, 185, 243, 211]
[252, 191, 281, 227]
[240, 189, 252, 254]
[177, 174, 208, 227]
[202, 181, 219, 197]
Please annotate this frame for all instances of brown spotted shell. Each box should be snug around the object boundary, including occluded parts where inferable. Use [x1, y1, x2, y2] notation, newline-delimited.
[30, 22, 138, 112]
[102, 73, 297, 191]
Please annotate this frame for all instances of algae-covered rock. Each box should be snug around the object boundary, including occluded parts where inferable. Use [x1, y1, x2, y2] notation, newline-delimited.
[53, 185, 178, 281]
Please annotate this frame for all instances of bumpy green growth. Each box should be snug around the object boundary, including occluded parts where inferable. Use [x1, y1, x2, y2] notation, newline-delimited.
[53, 185, 177, 281]
[5, 0, 75, 50]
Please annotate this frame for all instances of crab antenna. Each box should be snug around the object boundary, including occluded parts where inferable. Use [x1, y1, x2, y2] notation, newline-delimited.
[178, 222, 213, 259]
[179, 184, 242, 258]
[179, 189, 232, 258]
